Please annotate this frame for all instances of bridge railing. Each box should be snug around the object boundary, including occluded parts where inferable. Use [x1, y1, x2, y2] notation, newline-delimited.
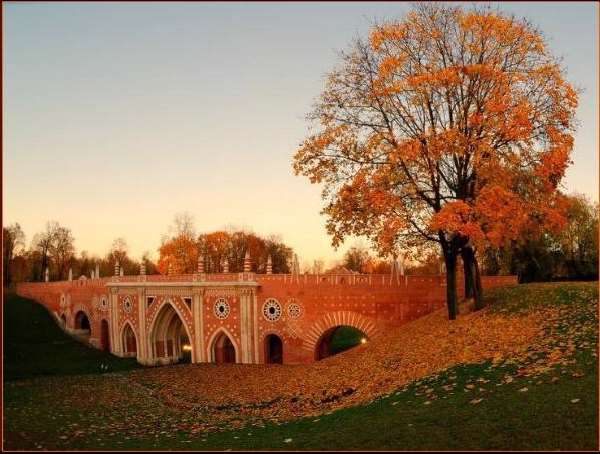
[17, 272, 518, 288]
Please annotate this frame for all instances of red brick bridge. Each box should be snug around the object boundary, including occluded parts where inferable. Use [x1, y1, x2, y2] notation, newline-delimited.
[16, 258, 516, 365]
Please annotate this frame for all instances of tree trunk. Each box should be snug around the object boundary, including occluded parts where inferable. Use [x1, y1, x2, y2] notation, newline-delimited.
[474, 253, 483, 308]
[463, 251, 474, 299]
[444, 251, 458, 320]
[462, 246, 484, 310]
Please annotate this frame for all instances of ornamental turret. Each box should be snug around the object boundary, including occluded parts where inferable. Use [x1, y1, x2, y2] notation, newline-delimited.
[266, 255, 272, 274]
[244, 250, 252, 272]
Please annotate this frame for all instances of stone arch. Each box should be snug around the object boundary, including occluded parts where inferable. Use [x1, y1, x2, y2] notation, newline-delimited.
[121, 322, 138, 357]
[74, 310, 91, 333]
[146, 296, 192, 334]
[302, 311, 378, 355]
[149, 300, 194, 365]
[207, 327, 239, 364]
[264, 333, 283, 364]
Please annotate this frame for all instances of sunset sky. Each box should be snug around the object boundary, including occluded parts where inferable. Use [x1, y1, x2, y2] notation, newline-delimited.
[3, 2, 598, 267]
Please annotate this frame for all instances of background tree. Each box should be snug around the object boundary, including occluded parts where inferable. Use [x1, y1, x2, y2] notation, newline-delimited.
[343, 246, 371, 273]
[406, 251, 444, 275]
[31, 222, 59, 281]
[482, 193, 598, 282]
[49, 226, 75, 280]
[294, 3, 577, 318]
[312, 259, 325, 274]
[558, 194, 598, 278]
[3, 223, 25, 286]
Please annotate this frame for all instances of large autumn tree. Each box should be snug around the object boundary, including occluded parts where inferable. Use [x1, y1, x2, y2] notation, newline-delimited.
[294, 3, 577, 319]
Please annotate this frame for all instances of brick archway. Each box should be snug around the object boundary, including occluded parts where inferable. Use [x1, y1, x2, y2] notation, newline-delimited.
[120, 321, 138, 357]
[207, 327, 240, 364]
[149, 300, 194, 364]
[302, 311, 379, 354]
[74, 310, 91, 332]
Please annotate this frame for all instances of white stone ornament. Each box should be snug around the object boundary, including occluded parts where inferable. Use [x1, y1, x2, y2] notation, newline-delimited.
[214, 298, 230, 319]
[263, 298, 282, 322]
[123, 296, 133, 313]
[287, 302, 301, 319]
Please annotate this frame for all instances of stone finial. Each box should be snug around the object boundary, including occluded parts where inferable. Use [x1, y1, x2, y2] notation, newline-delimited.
[120, 267, 124, 277]
[95, 263, 100, 279]
[68, 268, 73, 281]
[140, 262, 146, 275]
[114, 261, 120, 276]
[266, 255, 273, 274]
[44, 267, 49, 282]
[292, 254, 300, 281]
[168, 261, 173, 276]
[197, 254, 204, 273]
[243, 250, 251, 272]
[223, 258, 229, 273]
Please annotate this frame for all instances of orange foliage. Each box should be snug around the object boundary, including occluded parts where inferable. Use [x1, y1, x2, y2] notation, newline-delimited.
[294, 3, 577, 265]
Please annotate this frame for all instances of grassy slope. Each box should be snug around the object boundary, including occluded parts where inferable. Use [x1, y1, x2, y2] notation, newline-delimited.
[3, 292, 140, 381]
[3, 283, 598, 450]
[329, 326, 365, 355]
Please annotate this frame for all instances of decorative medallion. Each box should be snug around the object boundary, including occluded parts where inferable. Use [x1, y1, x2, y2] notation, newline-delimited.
[100, 296, 109, 311]
[263, 298, 282, 322]
[287, 300, 302, 319]
[214, 298, 230, 320]
[123, 296, 133, 313]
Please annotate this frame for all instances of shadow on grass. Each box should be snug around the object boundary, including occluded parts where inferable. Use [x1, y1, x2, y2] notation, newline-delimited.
[3, 291, 141, 381]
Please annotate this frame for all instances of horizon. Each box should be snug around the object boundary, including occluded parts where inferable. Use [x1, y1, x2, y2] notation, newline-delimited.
[3, 1, 598, 267]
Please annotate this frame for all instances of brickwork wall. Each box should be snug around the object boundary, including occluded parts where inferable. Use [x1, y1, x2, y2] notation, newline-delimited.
[16, 273, 517, 365]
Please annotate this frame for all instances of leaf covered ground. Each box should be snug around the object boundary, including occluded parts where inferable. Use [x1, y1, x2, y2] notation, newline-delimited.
[3, 282, 598, 450]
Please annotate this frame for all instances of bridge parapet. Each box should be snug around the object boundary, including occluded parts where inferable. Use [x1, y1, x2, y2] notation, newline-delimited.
[16, 272, 518, 366]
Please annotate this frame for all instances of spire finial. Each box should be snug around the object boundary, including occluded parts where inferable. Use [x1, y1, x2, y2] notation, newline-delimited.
[243, 250, 251, 272]
[266, 255, 272, 274]
[197, 253, 204, 273]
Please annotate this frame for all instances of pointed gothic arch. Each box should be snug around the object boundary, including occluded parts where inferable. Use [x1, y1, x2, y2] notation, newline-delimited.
[149, 300, 194, 365]
[121, 322, 138, 357]
[207, 327, 239, 364]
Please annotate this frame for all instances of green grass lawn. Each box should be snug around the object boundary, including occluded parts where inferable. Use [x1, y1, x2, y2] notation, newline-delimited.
[3, 292, 140, 381]
[328, 325, 365, 355]
[3, 283, 598, 450]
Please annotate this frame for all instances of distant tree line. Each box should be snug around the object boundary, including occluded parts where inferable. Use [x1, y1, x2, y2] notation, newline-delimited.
[481, 193, 598, 282]
[3, 194, 596, 286]
[2, 221, 159, 286]
[338, 194, 597, 283]
[156, 213, 294, 274]
[2, 213, 294, 286]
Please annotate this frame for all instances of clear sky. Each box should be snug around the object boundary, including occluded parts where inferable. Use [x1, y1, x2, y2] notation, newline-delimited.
[3, 1, 598, 267]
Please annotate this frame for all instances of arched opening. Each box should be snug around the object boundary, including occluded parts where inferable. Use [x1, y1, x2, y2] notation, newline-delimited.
[212, 331, 236, 364]
[315, 325, 368, 360]
[150, 303, 192, 365]
[122, 323, 137, 357]
[100, 319, 110, 351]
[265, 334, 283, 364]
[74, 311, 91, 334]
